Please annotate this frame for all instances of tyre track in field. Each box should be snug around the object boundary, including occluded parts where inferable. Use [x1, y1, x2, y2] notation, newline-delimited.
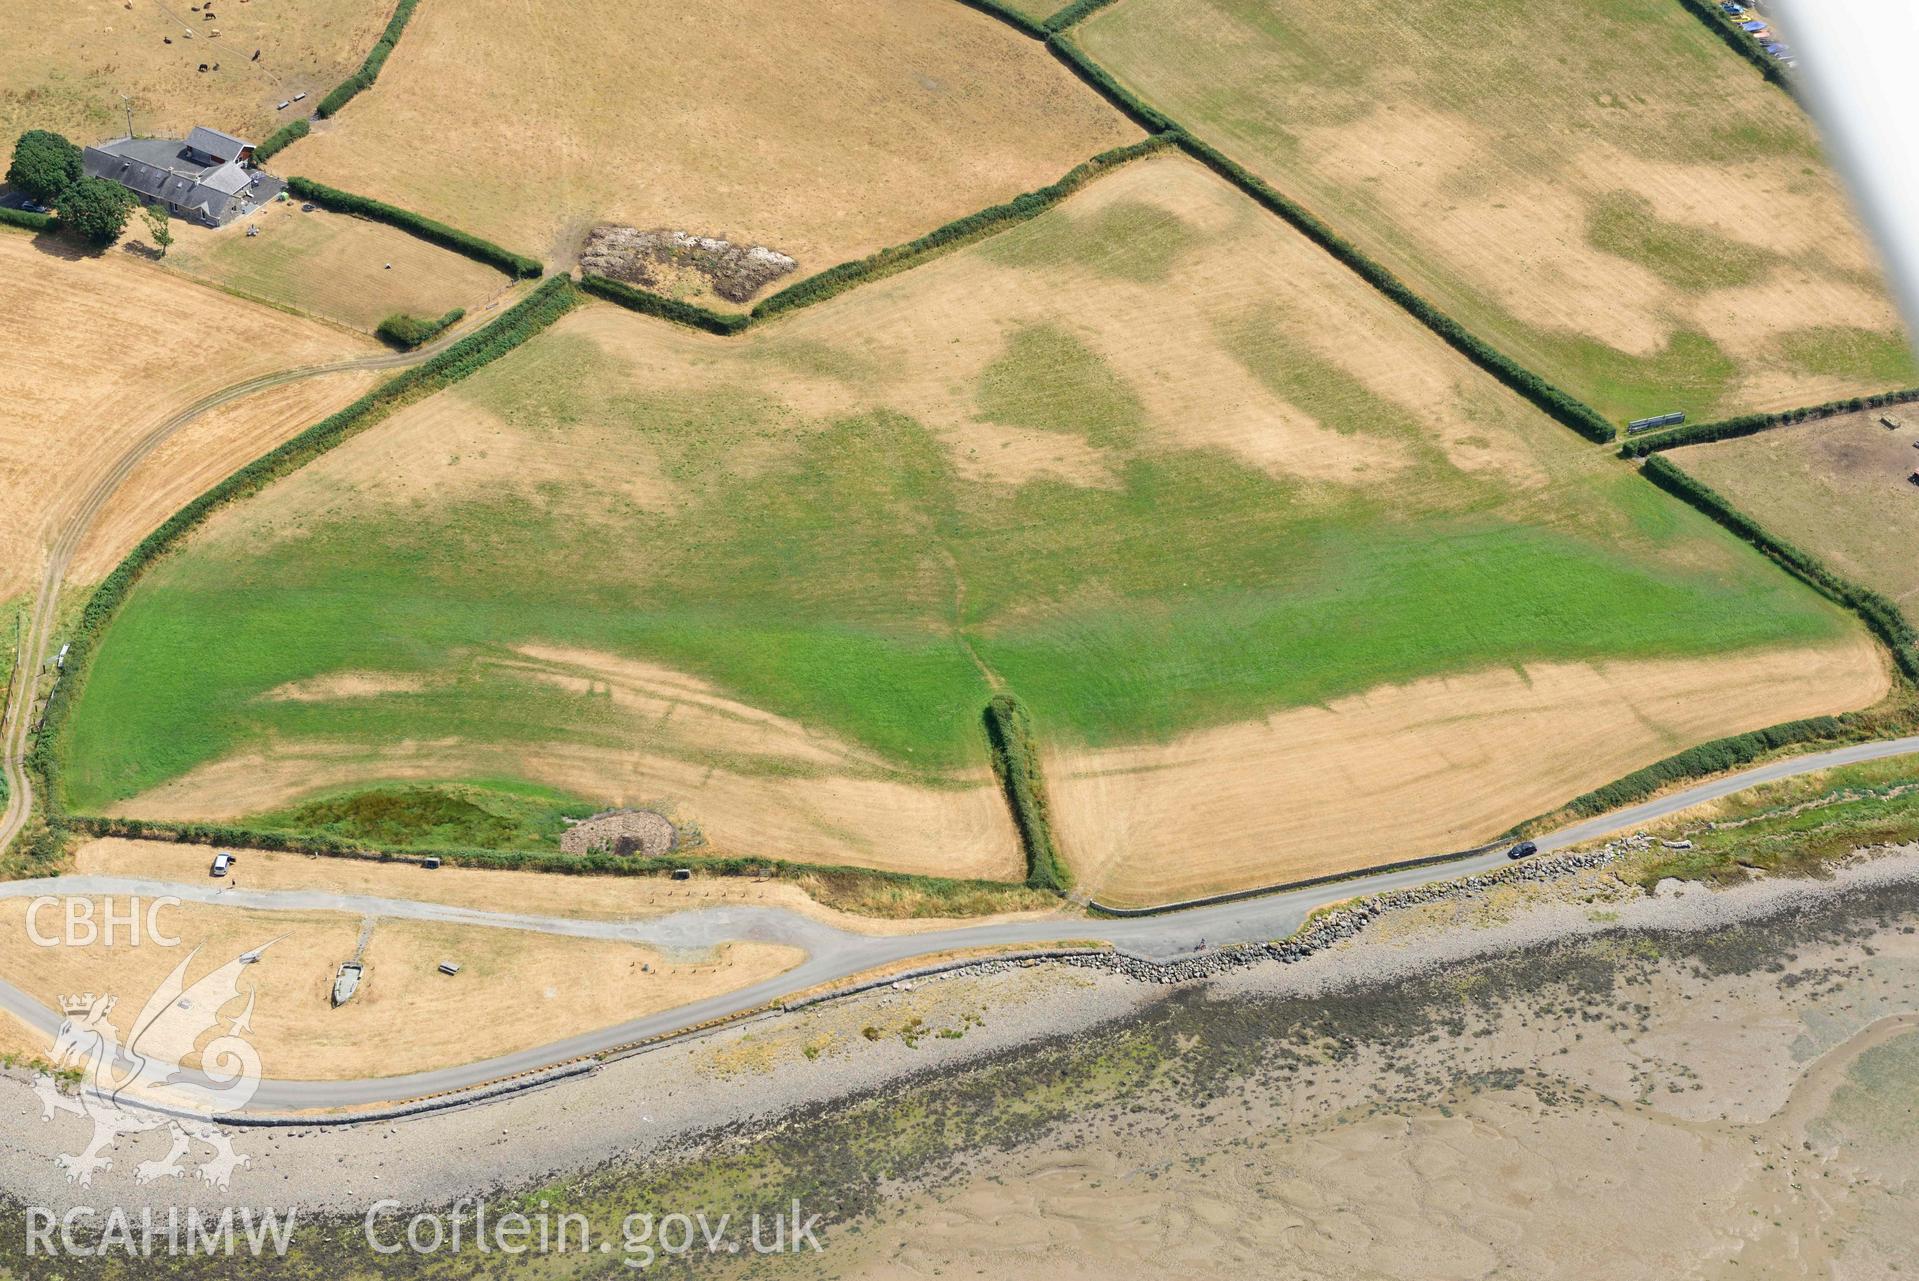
[0, 332, 469, 859]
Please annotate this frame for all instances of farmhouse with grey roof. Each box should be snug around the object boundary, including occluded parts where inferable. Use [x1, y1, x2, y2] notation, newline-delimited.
[81, 126, 285, 228]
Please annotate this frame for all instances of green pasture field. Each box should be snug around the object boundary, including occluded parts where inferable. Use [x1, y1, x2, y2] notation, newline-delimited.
[59, 155, 1863, 815]
[1666, 408, 1919, 626]
[1078, 0, 1917, 424]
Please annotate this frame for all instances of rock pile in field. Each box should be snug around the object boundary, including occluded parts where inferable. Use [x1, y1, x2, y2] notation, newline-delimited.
[580, 225, 798, 302]
[561, 807, 677, 856]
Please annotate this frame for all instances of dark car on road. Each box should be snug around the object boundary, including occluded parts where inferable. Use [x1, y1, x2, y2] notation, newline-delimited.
[1506, 840, 1539, 860]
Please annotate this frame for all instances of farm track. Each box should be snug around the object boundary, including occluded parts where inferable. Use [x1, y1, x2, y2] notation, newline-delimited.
[0, 334, 461, 860]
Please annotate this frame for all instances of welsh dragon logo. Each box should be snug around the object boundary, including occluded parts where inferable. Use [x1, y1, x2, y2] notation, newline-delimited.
[36, 942, 274, 1189]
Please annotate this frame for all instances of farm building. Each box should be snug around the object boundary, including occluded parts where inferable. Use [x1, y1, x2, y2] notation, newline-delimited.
[81, 126, 284, 227]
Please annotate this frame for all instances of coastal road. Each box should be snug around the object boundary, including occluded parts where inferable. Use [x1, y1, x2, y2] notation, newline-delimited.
[3, 730, 1917, 1112]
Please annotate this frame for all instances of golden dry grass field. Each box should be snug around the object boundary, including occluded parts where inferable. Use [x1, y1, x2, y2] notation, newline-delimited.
[0, 896, 804, 1080]
[123, 202, 518, 335]
[0, 0, 386, 151]
[278, 0, 1141, 270]
[1666, 412, 1919, 625]
[71, 838, 1068, 934]
[1078, 0, 1916, 425]
[0, 231, 375, 601]
[0, 1010, 50, 1064]
[64, 153, 1887, 900]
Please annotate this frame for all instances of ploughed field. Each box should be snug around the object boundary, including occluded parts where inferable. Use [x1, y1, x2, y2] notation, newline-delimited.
[1078, 0, 1916, 426]
[276, 0, 1141, 272]
[59, 154, 1886, 899]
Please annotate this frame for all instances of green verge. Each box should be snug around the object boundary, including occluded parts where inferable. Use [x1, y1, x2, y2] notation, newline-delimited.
[252, 117, 309, 163]
[31, 276, 582, 822]
[983, 694, 1070, 891]
[375, 306, 465, 349]
[582, 135, 1177, 334]
[316, 0, 423, 118]
[1625, 757, 1919, 885]
[0, 208, 54, 233]
[286, 176, 542, 279]
[1620, 386, 1919, 456]
[1672, 0, 1791, 91]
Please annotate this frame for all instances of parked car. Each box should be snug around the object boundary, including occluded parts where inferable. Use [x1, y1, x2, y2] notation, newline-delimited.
[209, 853, 233, 877]
[1505, 841, 1539, 861]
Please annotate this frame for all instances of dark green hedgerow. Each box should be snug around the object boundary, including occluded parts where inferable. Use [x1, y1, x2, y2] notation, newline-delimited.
[1639, 455, 1919, 681]
[1171, 131, 1616, 443]
[1620, 385, 1919, 456]
[31, 278, 581, 813]
[285, 176, 542, 278]
[949, 0, 1047, 38]
[375, 306, 464, 349]
[983, 694, 1071, 892]
[752, 133, 1175, 319]
[1044, 34, 1174, 132]
[1554, 715, 1855, 820]
[63, 815, 1048, 915]
[0, 207, 54, 232]
[1673, 0, 1791, 91]
[1043, 0, 1123, 32]
[252, 117, 309, 163]
[577, 273, 750, 334]
[583, 136, 1175, 335]
[1039, 35, 1612, 442]
[316, 0, 422, 117]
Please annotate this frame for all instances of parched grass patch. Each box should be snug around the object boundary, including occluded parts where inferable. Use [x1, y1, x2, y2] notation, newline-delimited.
[62, 154, 1876, 886]
[1078, 0, 1915, 423]
[0, 0, 385, 148]
[133, 202, 511, 335]
[278, 0, 1140, 269]
[0, 232, 371, 601]
[1666, 409, 1919, 626]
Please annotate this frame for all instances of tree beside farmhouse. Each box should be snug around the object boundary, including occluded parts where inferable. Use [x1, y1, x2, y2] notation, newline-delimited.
[7, 129, 82, 206]
[58, 176, 137, 246]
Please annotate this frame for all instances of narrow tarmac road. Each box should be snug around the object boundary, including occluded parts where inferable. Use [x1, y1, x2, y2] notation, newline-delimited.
[3, 732, 1916, 1112]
